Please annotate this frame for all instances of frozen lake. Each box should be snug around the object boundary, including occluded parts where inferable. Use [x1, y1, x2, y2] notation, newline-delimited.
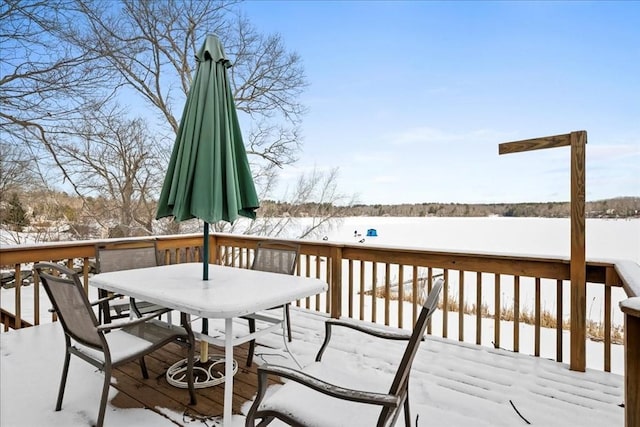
[318, 217, 639, 263]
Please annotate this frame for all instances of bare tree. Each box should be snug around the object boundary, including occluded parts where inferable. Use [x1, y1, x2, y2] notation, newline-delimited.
[67, 0, 306, 172]
[0, 141, 37, 196]
[241, 167, 355, 239]
[56, 108, 166, 236]
[2, 0, 353, 241]
[0, 0, 118, 192]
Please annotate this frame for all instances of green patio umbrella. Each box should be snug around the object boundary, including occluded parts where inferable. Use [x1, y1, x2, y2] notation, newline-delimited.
[156, 34, 259, 280]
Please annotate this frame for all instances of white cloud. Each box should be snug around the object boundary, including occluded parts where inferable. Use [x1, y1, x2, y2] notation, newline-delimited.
[372, 175, 399, 184]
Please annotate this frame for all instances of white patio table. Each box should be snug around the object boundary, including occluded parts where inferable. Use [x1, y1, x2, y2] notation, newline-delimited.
[90, 262, 328, 425]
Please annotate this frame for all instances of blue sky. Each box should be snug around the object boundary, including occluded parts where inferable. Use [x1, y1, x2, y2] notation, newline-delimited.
[240, 1, 639, 204]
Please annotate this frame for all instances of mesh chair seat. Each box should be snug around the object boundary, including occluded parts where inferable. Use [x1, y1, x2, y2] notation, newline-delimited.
[73, 319, 188, 365]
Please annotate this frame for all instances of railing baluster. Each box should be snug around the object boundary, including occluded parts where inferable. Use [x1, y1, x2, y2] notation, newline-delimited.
[371, 262, 377, 323]
[557, 279, 563, 363]
[360, 261, 365, 321]
[348, 259, 354, 318]
[476, 272, 482, 345]
[514, 275, 520, 353]
[304, 254, 311, 309]
[33, 268, 40, 326]
[324, 255, 331, 313]
[315, 255, 321, 309]
[535, 277, 541, 357]
[494, 273, 501, 348]
[428, 267, 433, 335]
[605, 267, 615, 373]
[398, 265, 404, 328]
[384, 263, 391, 326]
[459, 270, 464, 342]
[412, 266, 418, 326]
[82, 257, 90, 296]
[443, 269, 449, 339]
[14, 263, 21, 329]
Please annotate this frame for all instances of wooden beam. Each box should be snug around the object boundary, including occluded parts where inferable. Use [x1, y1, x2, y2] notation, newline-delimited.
[498, 132, 572, 155]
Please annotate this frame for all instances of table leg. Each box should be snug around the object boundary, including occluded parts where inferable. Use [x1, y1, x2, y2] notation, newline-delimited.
[224, 318, 233, 424]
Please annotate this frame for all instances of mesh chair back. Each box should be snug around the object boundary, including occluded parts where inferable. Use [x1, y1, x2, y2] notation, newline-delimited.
[35, 262, 103, 349]
[95, 240, 158, 273]
[251, 241, 299, 275]
[386, 278, 444, 398]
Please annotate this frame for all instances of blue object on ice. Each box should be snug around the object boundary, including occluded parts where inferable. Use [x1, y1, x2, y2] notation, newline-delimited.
[366, 229, 377, 237]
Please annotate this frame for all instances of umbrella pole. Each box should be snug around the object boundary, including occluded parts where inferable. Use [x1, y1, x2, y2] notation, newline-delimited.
[201, 221, 210, 363]
[203, 222, 209, 280]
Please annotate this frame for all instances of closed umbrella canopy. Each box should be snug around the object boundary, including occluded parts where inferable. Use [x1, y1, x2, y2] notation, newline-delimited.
[156, 34, 260, 368]
[157, 34, 259, 228]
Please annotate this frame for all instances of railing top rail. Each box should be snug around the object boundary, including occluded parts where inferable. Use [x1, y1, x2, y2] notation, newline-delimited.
[615, 260, 640, 298]
[1, 232, 638, 295]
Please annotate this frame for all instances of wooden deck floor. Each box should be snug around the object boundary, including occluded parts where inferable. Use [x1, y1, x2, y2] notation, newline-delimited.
[109, 341, 274, 424]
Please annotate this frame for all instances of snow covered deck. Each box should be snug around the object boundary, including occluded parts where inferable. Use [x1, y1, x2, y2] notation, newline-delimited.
[1, 308, 624, 426]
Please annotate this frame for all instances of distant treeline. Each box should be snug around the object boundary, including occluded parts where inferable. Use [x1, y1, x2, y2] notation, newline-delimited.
[259, 197, 640, 218]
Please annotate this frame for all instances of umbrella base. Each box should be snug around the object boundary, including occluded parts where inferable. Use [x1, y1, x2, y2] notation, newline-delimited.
[166, 355, 238, 389]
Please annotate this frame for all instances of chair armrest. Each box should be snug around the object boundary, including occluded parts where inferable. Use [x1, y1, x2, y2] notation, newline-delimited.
[315, 319, 421, 361]
[327, 319, 416, 340]
[89, 293, 125, 307]
[97, 308, 171, 332]
[258, 363, 400, 408]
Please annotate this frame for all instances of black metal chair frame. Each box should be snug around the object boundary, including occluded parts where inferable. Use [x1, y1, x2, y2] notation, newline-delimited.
[244, 241, 300, 367]
[35, 262, 196, 427]
[245, 278, 444, 427]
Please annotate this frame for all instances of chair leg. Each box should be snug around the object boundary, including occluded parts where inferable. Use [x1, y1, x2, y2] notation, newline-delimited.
[186, 333, 196, 405]
[56, 350, 71, 411]
[181, 312, 197, 405]
[98, 289, 115, 324]
[139, 356, 149, 379]
[246, 318, 256, 367]
[257, 416, 275, 426]
[97, 365, 112, 427]
[285, 304, 292, 342]
[403, 395, 411, 427]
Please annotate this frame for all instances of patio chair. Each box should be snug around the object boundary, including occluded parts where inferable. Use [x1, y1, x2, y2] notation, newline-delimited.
[94, 239, 165, 322]
[244, 241, 300, 367]
[34, 262, 196, 427]
[245, 277, 444, 427]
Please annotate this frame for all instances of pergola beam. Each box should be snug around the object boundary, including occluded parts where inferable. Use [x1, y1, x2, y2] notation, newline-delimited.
[498, 132, 571, 155]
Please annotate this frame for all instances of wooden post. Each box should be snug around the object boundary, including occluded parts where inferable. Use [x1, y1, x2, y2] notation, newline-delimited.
[570, 131, 586, 372]
[620, 299, 640, 427]
[499, 131, 587, 372]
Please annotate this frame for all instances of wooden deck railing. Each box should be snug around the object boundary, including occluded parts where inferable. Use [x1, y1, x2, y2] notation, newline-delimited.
[1, 233, 639, 426]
